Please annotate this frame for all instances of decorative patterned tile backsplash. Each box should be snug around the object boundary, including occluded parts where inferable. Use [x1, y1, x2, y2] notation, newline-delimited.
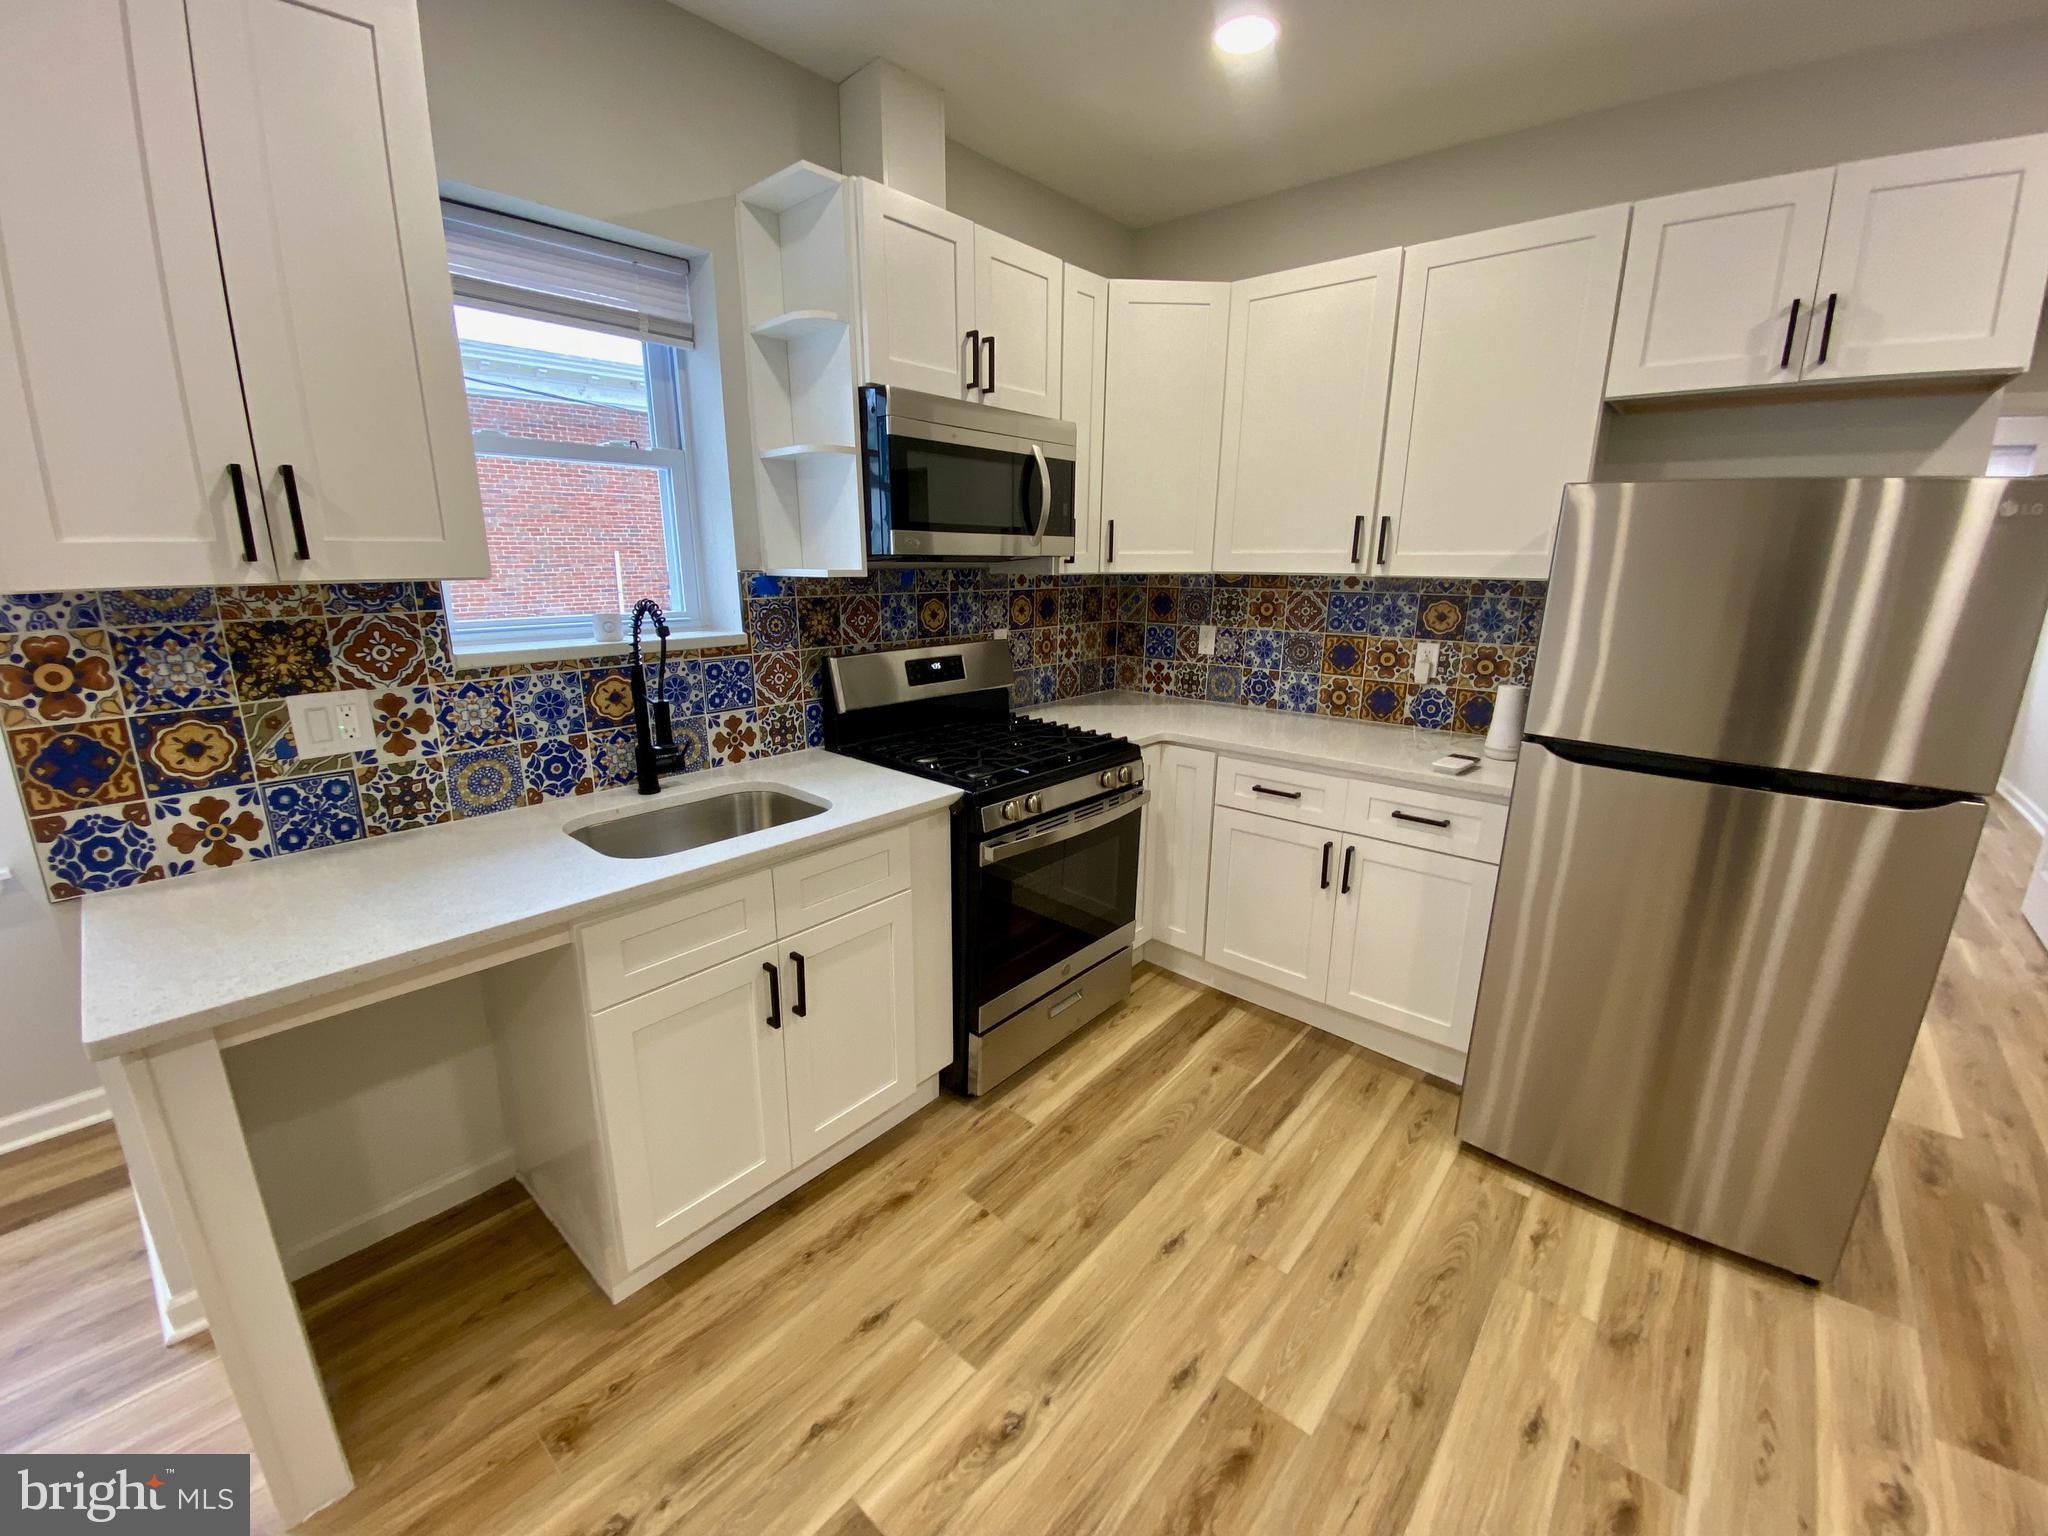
[0, 568, 1540, 899]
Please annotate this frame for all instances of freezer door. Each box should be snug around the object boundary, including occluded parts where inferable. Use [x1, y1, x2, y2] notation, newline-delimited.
[1458, 739, 1984, 1279]
[1530, 477, 2048, 793]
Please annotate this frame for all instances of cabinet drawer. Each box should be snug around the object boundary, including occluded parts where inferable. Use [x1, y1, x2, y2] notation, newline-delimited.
[1344, 779, 1506, 864]
[580, 872, 779, 1010]
[772, 826, 913, 934]
[1213, 755, 1350, 827]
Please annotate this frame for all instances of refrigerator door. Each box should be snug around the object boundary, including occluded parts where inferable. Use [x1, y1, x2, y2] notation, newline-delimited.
[1458, 739, 1984, 1279]
[1530, 477, 2048, 794]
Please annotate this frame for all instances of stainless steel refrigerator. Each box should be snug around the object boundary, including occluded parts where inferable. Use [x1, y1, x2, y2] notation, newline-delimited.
[1458, 477, 2048, 1280]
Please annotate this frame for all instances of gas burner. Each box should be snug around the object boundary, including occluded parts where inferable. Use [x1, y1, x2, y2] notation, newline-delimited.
[854, 717, 1126, 794]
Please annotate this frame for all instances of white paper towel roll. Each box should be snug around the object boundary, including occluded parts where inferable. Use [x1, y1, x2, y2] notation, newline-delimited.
[1484, 684, 1528, 760]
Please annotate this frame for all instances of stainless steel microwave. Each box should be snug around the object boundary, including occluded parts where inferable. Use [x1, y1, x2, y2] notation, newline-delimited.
[859, 385, 1077, 560]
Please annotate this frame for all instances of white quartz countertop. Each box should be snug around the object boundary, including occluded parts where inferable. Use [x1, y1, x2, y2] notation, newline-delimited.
[80, 750, 957, 1061]
[1028, 695, 1519, 803]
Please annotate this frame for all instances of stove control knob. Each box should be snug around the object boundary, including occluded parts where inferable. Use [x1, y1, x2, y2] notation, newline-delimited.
[1117, 764, 1135, 786]
[1024, 793, 1043, 814]
[1000, 800, 1020, 822]
[1100, 769, 1117, 788]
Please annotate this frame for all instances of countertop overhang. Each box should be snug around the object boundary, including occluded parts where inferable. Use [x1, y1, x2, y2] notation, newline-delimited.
[79, 750, 958, 1061]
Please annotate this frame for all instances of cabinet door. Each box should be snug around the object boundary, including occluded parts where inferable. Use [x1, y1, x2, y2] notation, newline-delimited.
[1325, 839, 1496, 1054]
[185, 0, 487, 582]
[780, 891, 917, 1164]
[1060, 266, 1111, 573]
[1606, 170, 1833, 398]
[857, 180, 976, 399]
[591, 946, 792, 1272]
[1378, 206, 1628, 580]
[1213, 250, 1402, 573]
[1204, 808, 1336, 1001]
[0, 0, 271, 590]
[976, 227, 1063, 417]
[1101, 281, 1232, 573]
[1806, 134, 2048, 381]
[1150, 744, 1216, 953]
[1134, 744, 1162, 946]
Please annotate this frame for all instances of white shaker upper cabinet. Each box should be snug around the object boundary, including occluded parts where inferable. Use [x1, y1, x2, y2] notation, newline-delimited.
[1060, 266, 1110, 573]
[1100, 280, 1232, 573]
[1804, 134, 2048, 383]
[856, 180, 977, 399]
[974, 227, 1063, 418]
[187, 0, 485, 582]
[1377, 205, 1629, 580]
[1606, 170, 1834, 399]
[1212, 250, 1402, 574]
[0, 0, 271, 589]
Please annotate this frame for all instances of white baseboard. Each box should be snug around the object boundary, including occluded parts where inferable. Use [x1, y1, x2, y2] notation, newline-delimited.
[279, 1149, 519, 1281]
[0, 1086, 110, 1156]
[2000, 776, 2047, 835]
[1142, 942, 1467, 1087]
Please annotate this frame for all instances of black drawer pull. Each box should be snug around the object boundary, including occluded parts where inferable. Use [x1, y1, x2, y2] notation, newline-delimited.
[1391, 809, 1452, 829]
[1375, 515, 1390, 567]
[965, 329, 981, 390]
[1251, 784, 1302, 800]
[763, 961, 782, 1029]
[1816, 292, 1838, 366]
[228, 463, 259, 563]
[1105, 519, 1114, 564]
[1778, 296, 1801, 370]
[279, 463, 310, 560]
[984, 333, 996, 394]
[1340, 845, 1356, 894]
[790, 951, 808, 1017]
[1349, 514, 1365, 564]
[1320, 840, 1332, 889]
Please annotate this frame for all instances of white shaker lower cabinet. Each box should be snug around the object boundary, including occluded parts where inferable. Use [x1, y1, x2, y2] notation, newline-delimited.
[778, 891, 917, 1163]
[1100, 280, 1232, 572]
[591, 947, 793, 1272]
[1145, 744, 1216, 953]
[1376, 205, 1628, 580]
[1325, 839, 1497, 1055]
[1204, 808, 1337, 1002]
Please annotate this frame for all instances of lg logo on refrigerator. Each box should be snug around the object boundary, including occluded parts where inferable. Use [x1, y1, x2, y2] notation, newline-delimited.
[1998, 499, 2047, 518]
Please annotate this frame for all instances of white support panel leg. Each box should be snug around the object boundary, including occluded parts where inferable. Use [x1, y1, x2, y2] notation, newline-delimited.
[108, 1040, 353, 1526]
[97, 1059, 206, 1344]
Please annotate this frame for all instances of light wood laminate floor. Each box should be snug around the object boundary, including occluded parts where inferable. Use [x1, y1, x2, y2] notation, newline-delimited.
[7, 799, 2048, 1534]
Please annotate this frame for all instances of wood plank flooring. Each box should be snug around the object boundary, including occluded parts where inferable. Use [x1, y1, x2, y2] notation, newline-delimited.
[7, 797, 2048, 1534]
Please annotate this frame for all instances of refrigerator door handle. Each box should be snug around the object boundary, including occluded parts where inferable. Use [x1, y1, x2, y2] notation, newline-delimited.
[1531, 735, 1977, 811]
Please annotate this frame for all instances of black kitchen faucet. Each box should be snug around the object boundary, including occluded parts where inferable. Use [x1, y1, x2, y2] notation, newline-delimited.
[627, 598, 689, 794]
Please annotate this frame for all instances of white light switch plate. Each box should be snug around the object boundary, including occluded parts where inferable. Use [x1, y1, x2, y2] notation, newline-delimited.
[1414, 640, 1442, 685]
[285, 688, 375, 754]
[1198, 624, 1218, 657]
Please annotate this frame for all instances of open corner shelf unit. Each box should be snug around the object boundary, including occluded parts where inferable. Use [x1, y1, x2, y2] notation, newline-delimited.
[737, 161, 866, 577]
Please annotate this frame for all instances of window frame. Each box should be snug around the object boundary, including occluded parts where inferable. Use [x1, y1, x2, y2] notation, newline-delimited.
[442, 294, 713, 662]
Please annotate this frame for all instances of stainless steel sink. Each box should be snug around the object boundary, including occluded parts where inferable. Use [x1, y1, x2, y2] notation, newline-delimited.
[567, 787, 826, 859]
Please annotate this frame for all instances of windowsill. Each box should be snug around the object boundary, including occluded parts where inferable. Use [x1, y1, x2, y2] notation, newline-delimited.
[446, 629, 747, 671]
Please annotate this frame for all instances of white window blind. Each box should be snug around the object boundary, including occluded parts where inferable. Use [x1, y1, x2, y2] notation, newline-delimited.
[442, 202, 693, 346]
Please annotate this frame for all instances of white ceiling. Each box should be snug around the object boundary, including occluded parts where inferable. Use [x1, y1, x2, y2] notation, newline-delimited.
[673, 0, 2048, 227]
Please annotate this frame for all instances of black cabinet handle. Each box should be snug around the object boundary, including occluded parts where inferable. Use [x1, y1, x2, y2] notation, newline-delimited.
[1391, 809, 1452, 829]
[279, 463, 310, 561]
[1350, 515, 1365, 564]
[763, 961, 782, 1029]
[1251, 784, 1302, 800]
[1816, 293, 1838, 366]
[790, 951, 808, 1017]
[1105, 519, 1115, 565]
[228, 463, 259, 563]
[1375, 515, 1390, 567]
[1340, 845, 1356, 894]
[965, 329, 981, 390]
[1320, 840, 1332, 889]
[983, 333, 996, 394]
[1778, 296, 1802, 370]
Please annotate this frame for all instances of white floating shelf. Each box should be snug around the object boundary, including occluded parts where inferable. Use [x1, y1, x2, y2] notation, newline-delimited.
[759, 442, 858, 462]
[749, 309, 849, 342]
[738, 160, 843, 214]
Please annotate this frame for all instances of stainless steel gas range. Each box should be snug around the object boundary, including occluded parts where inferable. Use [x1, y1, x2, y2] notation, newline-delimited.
[824, 641, 1145, 1095]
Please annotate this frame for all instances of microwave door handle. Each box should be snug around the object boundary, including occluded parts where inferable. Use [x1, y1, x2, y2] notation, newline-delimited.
[1031, 443, 1051, 540]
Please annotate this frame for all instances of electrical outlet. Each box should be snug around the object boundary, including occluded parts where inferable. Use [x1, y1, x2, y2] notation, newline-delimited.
[1198, 624, 1218, 657]
[1414, 640, 1442, 686]
[285, 689, 375, 753]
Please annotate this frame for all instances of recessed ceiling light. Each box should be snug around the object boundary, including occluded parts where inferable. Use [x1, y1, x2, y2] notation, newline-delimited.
[1212, 14, 1279, 54]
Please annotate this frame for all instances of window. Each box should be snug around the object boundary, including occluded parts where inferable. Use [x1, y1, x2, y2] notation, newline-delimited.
[440, 204, 707, 658]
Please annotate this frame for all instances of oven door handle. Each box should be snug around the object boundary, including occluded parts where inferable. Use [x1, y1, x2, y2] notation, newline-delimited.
[1030, 442, 1052, 541]
[980, 788, 1149, 865]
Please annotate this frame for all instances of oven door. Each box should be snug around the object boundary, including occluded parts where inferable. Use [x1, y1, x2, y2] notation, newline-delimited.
[969, 787, 1144, 1030]
[863, 386, 1077, 560]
